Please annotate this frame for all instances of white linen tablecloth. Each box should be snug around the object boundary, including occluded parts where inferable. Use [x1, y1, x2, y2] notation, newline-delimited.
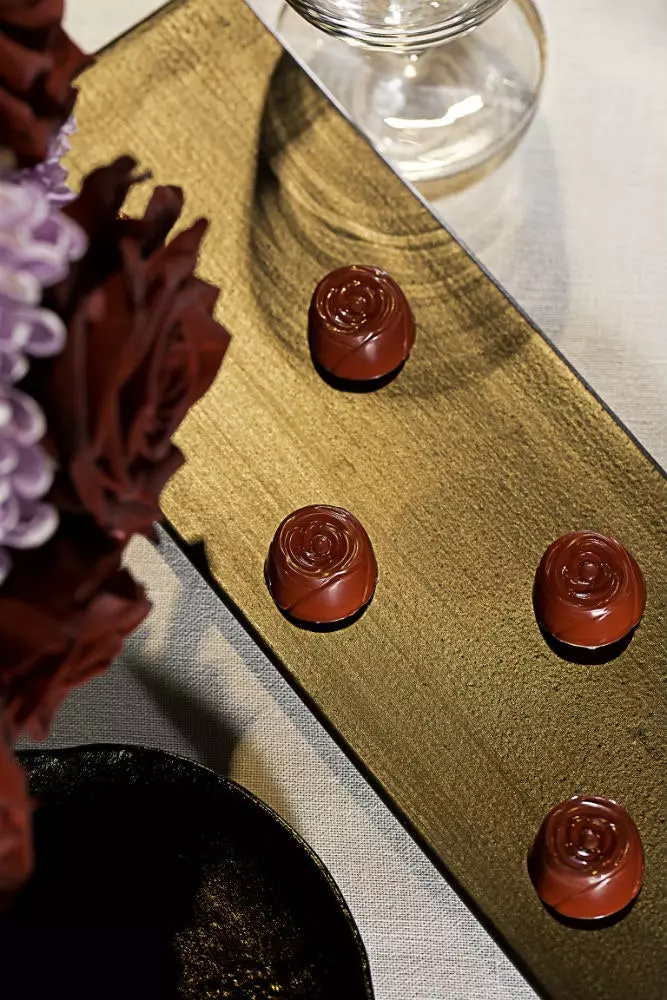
[50, 1, 666, 997]
[438, 0, 667, 472]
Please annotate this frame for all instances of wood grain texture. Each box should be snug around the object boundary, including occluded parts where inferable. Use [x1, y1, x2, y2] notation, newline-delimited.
[69, 1, 667, 997]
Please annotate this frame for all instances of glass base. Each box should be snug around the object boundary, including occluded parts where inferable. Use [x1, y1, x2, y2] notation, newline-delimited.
[277, 0, 546, 184]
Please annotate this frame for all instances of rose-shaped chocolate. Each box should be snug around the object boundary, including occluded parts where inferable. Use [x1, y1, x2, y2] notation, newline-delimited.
[266, 504, 377, 625]
[29, 158, 231, 538]
[309, 265, 415, 382]
[0, 0, 91, 168]
[0, 732, 33, 906]
[533, 531, 646, 649]
[528, 796, 644, 920]
[0, 516, 150, 739]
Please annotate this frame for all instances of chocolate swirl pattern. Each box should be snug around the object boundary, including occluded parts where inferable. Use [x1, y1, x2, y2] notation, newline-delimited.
[528, 796, 644, 920]
[266, 505, 377, 625]
[533, 531, 646, 648]
[308, 266, 416, 381]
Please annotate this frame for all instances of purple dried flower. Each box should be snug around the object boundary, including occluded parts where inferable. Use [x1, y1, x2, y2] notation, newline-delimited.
[0, 181, 86, 361]
[9, 120, 78, 208]
[0, 386, 57, 585]
[0, 179, 87, 584]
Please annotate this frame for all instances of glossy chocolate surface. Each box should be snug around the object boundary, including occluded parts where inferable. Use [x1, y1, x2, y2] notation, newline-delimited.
[308, 266, 416, 382]
[533, 531, 646, 649]
[266, 505, 377, 625]
[528, 796, 644, 921]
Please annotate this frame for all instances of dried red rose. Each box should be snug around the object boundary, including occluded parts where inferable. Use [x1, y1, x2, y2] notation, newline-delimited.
[0, 0, 91, 168]
[4, 570, 149, 740]
[0, 516, 151, 740]
[0, 733, 33, 907]
[56, 157, 182, 306]
[35, 157, 230, 538]
[0, 513, 125, 615]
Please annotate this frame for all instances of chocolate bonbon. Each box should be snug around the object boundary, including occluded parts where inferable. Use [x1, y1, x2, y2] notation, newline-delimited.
[308, 265, 415, 382]
[533, 531, 646, 649]
[528, 796, 644, 920]
[266, 505, 377, 625]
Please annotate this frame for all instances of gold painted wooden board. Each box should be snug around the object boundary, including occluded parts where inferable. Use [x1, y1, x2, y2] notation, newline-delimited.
[71, 2, 667, 997]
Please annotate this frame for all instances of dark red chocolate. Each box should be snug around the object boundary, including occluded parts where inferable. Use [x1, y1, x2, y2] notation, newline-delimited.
[266, 505, 377, 625]
[533, 531, 646, 649]
[308, 265, 415, 382]
[528, 796, 644, 920]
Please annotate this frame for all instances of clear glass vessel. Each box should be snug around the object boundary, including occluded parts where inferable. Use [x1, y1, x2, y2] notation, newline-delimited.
[278, 0, 546, 184]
